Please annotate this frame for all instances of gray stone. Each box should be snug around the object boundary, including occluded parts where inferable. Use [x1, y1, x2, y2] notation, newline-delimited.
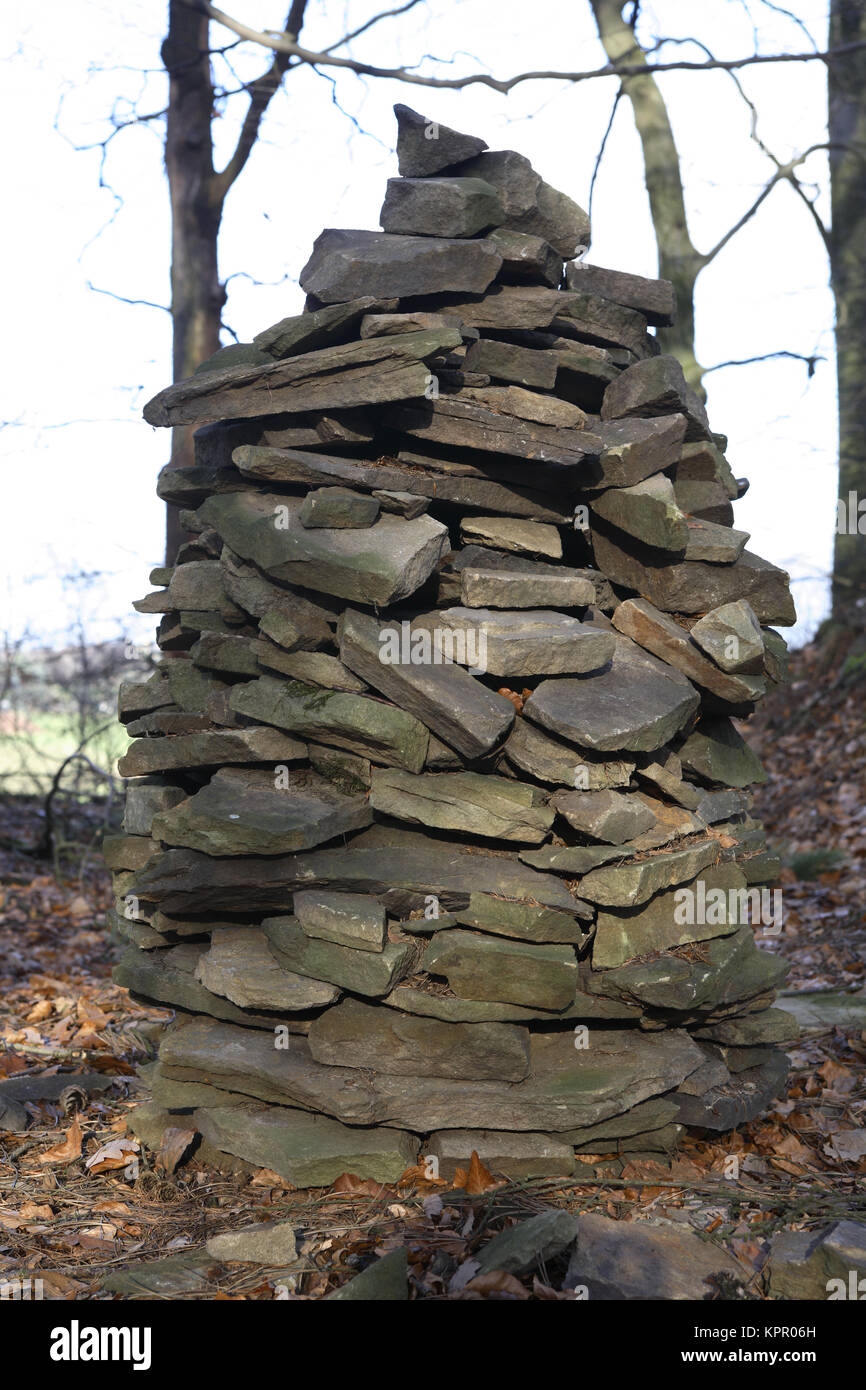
[592, 864, 747, 969]
[112, 943, 303, 1027]
[461, 568, 594, 609]
[690, 601, 765, 674]
[385, 396, 600, 469]
[229, 676, 429, 772]
[592, 529, 797, 626]
[611, 598, 766, 705]
[462, 338, 558, 389]
[382, 983, 638, 1024]
[487, 226, 562, 286]
[327, 1247, 408, 1301]
[117, 726, 307, 778]
[264, 916, 416, 998]
[765, 1221, 866, 1300]
[102, 1249, 214, 1298]
[195, 927, 339, 1011]
[673, 1051, 788, 1129]
[520, 844, 633, 874]
[134, 824, 590, 920]
[510, 178, 591, 259]
[421, 930, 578, 1010]
[565, 262, 676, 327]
[199, 490, 449, 607]
[299, 228, 501, 303]
[370, 768, 554, 843]
[458, 517, 562, 559]
[294, 891, 386, 953]
[679, 717, 767, 788]
[453, 894, 590, 944]
[454, 384, 588, 428]
[191, 632, 260, 676]
[253, 296, 393, 358]
[452, 150, 540, 217]
[380, 175, 503, 237]
[550, 789, 656, 844]
[395, 104, 487, 177]
[685, 517, 750, 563]
[197, 1102, 418, 1187]
[308, 997, 530, 1081]
[601, 355, 710, 441]
[161, 1016, 703, 1133]
[145, 326, 462, 426]
[298, 487, 380, 529]
[503, 719, 634, 789]
[339, 608, 515, 759]
[235, 442, 571, 524]
[577, 840, 719, 909]
[593, 925, 787, 1013]
[253, 646, 366, 691]
[565, 1212, 747, 1300]
[372, 488, 429, 518]
[427, 1129, 575, 1180]
[587, 415, 688, 489]
[476, 1210, 579, 1275]
[207, 1220, 297, 1265]
[413, 606, 614, 678]
[591, 474, 688, 552]
[523, 638, 699, 753]
[151, 767, 371, 857]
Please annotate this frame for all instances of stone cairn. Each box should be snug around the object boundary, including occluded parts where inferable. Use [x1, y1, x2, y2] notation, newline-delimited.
[110, 105, 798, 1188]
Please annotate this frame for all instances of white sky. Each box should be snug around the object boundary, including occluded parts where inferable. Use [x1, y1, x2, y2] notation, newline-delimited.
[0, 0, 835, 651]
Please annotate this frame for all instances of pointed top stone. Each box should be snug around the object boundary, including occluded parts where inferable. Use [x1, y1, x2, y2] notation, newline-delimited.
[394, 104, 487, 177]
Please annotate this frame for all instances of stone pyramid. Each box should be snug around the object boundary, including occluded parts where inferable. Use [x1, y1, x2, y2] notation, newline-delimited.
[110, 105, 798, 1187]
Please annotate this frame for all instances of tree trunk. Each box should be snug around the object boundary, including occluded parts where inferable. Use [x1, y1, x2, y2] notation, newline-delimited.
[829, 0, 866, 618]
[588, 0, 705, 390]
[161, 1, 225, 565]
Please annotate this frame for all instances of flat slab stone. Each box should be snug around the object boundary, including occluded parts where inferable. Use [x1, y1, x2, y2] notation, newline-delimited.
[550, 789, 656, 845]
[487, 227, 562, 287]
[117, 726, 307, 778]
[145, 326, 461, 427]
[370, 768, 554, 843]
[395, 103, 487, 176]
[160, 1016, 704, 1133]
[253, 295, 394, 358]
[461, 568, 594, 609]
[264, 916, 416, 998]
[427, 1129, 575, 1180]
[198, 490, 449, 607]
[134, 824, 588, 919]
[690, 600, 765, 674]
[592, 474, 688, 552]
[685, 516, 750, 563]
[412, 607, 614, 678]
[523, 638, 699, 753]
[462, 338, 558, 389]
[112, 943, 305, 1028]
[565, 1212, 747, 1300]
[386, 396, 600, 469]
[195, 927, 339, 1011]
[504, 719, 634, 789]
[308, 997, 530, 1081]
[196, 1101, 418, 1187]
[577, 840, 719, 908]
[452, 893, 591, 943]
[382, 982, 638, 1024]
[380, 175, 503, 237]
[151, 767, 371, 857]
[339, 608, 515, 759]
[476, 1209, 579, 1275]
[327, 1248, 409, 1301]
[678, 717, 767, 787]
[293, 891, 386, 953]
[299, 486, 380, 528]
[592, 864, 746, 969]
[236, 443, 571, 525]
[207, 1219, 298, 1266]
[611, 598, 766, 705]
[422, 930, 578, 1010]
[591, 925, 787, 1013]
[300, 229, 501, 302]
[586, 415, 688, 489]
[764, 1221, 866, 1300]
[601, 355, 710, 441]
[565, 262, 676, 327]
[229, 675, 429, 773]
[592, 528, 796, 626]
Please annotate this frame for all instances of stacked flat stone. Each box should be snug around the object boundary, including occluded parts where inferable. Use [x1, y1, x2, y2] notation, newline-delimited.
[110, 106, 798, 1189]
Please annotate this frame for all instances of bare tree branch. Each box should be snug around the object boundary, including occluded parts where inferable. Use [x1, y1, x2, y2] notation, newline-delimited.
[704, 350, 825, 375]
[323, 0, 427, 55]
[86, 281, 170, 312]
[190, 3, 866, 92]
[211, 3, 309, 202]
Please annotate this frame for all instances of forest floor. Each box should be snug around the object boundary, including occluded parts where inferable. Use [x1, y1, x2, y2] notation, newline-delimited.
[0, 630, 864, 1302]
